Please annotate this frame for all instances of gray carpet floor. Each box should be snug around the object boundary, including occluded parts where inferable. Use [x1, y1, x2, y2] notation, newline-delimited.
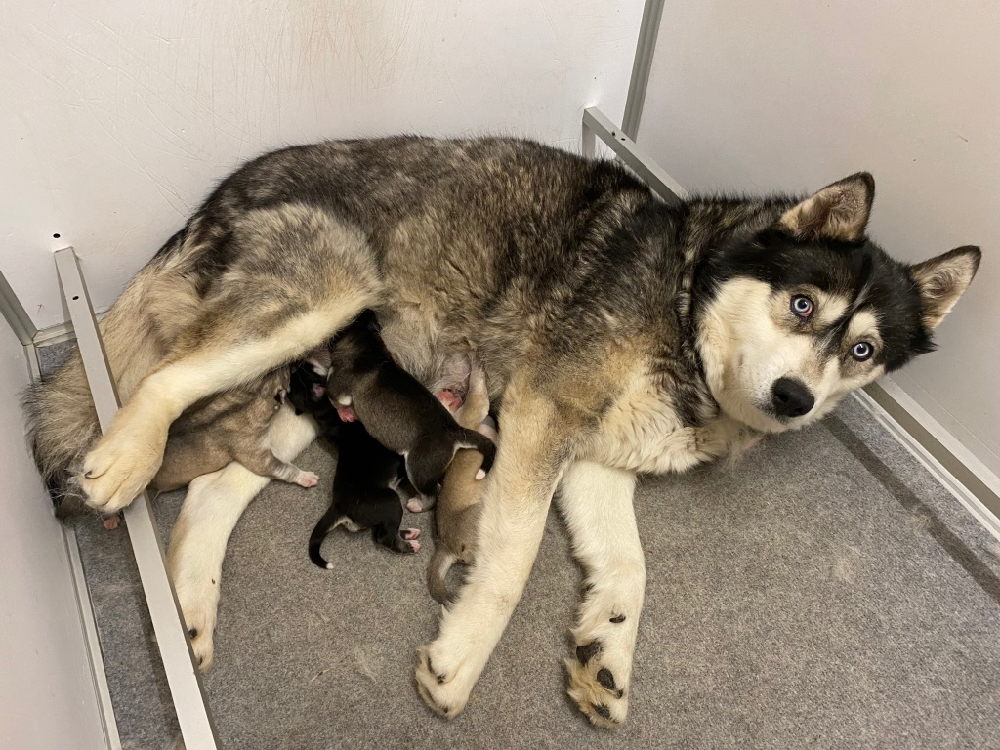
[44, 337, 1000, 749]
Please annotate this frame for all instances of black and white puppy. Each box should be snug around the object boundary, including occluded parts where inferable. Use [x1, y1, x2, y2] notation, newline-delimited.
[326, 310, 496, 496]
[287, 362, 421, 566]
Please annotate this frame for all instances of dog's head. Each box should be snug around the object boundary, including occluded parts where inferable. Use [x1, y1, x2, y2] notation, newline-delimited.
[695, 173, 980, 433]
[287, 361, 329, 416]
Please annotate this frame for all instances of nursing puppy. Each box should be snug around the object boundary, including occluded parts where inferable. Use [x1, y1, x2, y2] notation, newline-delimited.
[326, 310, 497, 496]
[286, 362, 420, 563]
[427, 357, 494, 604]
[152, 367, 317, 491]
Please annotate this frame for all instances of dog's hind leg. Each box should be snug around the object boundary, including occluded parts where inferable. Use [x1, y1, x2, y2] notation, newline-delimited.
[167, 404, 318, 671]
[556, 460, 643, 729]
[415, 379, 572, 719]
[80, 207, 381, 511]
[241, 449, 319, 488]
[353, 489, 420, 554]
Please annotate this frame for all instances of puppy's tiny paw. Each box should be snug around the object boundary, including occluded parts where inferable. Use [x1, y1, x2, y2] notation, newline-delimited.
[406, 496, 436, 513]
[296, 471, 319, 488]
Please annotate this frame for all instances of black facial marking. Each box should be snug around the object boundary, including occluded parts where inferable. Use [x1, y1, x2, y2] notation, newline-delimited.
[597, 668, 616, 692]
[576, 641, 601, 666]
[694, 225, 935, 373]
[609, 613, 625, 623]
[594, 703, 612, 720]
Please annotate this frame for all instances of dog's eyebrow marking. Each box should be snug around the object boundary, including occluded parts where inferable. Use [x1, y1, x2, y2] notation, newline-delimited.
[845, 310, 881, 346]
[812, 291, 850, 326]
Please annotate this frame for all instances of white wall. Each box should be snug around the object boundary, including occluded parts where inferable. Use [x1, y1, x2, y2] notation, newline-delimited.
[0, 324, 106, 749]
[640, 0, 1000, 481]
[0, 0, 643, 329]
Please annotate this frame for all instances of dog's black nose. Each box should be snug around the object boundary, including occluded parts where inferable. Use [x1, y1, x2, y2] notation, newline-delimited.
[771, 377, 814, 418]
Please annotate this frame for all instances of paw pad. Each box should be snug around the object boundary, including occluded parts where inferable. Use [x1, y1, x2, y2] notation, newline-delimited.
[609, 613, 626, 623]
[597, 668, 616, 691]
[576, 641, 602, 666]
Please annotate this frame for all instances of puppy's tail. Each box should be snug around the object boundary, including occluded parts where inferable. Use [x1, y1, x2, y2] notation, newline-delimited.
[309, 505, 343, 569]
[427, 547, 459, 605]
[460, 429, 497, 478]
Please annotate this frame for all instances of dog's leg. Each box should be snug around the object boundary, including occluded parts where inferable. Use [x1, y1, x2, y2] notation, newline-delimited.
[415, 385, 569, 719]
[556, 460, 643, 729]
[241, 450, 319, 488]
[167, 405, 317, 671]
[80, 289, 374, 512]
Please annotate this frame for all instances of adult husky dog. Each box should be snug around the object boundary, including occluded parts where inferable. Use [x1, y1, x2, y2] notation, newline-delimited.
[24, 137, 979, 726]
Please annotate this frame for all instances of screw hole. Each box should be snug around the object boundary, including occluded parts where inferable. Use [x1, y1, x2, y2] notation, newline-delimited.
[53, 233, 61, 238]
[72, 295, 79, 301]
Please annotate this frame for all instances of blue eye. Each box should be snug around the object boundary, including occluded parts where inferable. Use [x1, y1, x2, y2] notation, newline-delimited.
[791, 295, 814, 319]
[852, 342, 873, 361]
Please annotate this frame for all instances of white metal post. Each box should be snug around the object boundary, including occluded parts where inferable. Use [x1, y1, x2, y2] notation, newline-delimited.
[54, 248, 220, 750]
[582, 106, 686, 205]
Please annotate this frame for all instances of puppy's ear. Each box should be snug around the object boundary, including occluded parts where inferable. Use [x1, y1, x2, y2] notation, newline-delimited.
[778, 172, 875, 242]
[909, 245, 981, 330]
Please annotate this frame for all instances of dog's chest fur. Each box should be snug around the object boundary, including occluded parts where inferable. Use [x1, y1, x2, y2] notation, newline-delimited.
[580, 360, 747, 475]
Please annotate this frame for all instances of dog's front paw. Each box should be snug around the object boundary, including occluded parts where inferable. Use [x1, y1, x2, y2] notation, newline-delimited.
[175, 576, 220, 673]
[79, 427, 165, 511]
[415, 641, 478, 719]
[564, 640, 630, 728]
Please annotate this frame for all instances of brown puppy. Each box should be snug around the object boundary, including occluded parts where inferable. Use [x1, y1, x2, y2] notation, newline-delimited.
[427, 357, 494, 604]
[150, 367, 318, 491]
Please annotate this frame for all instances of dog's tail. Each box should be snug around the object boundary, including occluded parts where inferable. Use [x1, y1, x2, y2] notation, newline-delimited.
[460, 430, 497, 478]
[22, 230, 202, 513]
[427, 547, 459, 605]
[309, 504, 344, 569]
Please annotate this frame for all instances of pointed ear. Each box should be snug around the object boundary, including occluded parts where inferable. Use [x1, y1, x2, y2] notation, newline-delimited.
[779, 172, 875, 242]
[909, 245, 981, 330]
